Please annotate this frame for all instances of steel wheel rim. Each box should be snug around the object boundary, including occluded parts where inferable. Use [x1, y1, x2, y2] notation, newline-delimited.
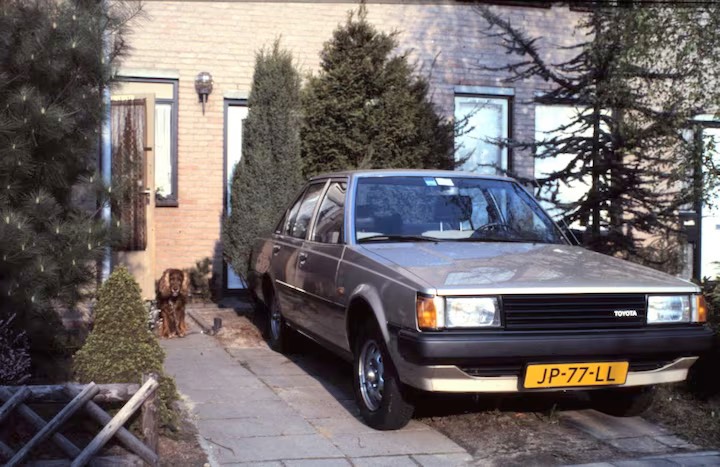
[358, 339, 384, 412]
[270, 300, 282, 341]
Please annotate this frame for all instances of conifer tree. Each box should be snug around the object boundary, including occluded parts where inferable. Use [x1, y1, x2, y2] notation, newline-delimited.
[478, 5, 720, 265]
[0, 0, 136, 347]
[223, 40, 303, 278]
[301, 5, 454, 177]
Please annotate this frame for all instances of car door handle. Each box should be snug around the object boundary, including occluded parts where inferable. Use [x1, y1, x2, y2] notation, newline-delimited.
[272, 244, 281, 255]
[298, 252, 308, 265]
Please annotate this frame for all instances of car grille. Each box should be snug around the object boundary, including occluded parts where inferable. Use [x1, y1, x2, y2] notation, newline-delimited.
[502, 294, 647, 331]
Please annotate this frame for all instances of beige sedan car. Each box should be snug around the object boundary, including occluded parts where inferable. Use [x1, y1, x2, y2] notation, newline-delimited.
[249, 170, 713, 430]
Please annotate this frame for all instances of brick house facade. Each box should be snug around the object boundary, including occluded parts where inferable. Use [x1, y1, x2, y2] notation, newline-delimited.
[112, 2, 590, 298]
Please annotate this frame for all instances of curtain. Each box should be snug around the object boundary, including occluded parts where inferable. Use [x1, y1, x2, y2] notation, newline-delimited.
[111, 98, 147, 251]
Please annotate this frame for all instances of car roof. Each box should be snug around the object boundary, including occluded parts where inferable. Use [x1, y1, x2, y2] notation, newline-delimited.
[309, 169, 517, 183]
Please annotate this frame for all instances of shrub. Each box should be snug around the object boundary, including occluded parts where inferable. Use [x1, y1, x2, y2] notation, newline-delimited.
[223, 39, 304, 278]
[184, 257, 213, 302]
[73, 267, 178, 428]
[301, 5, 454, 177]
[0, 314, 31, 385]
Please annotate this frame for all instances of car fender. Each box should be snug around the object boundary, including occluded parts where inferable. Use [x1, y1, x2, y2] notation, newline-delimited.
[346, 283, 390, 344]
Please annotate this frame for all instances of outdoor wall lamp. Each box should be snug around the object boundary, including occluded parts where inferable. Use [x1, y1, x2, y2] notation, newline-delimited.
[195, 71, 213, 115]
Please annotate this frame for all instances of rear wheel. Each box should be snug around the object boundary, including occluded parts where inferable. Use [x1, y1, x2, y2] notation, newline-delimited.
[267, 293, 296, 354]
[353, 320, 414, 430]
[589, 386, 656, 417]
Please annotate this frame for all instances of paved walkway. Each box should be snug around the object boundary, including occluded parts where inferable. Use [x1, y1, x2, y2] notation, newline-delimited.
[161, 321, 471, 466]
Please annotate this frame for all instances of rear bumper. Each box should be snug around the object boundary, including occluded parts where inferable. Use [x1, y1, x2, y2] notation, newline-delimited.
[393, 326, 713, 393]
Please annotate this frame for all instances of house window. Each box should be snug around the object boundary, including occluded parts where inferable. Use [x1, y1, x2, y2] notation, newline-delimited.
[454, 94, 510, 175]
[534, 105, 591, 224]
[116, 78, 178, 206]
[700, 124, 720, 279]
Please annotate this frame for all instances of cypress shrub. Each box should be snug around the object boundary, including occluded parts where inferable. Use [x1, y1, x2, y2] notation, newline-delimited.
[73, 267, 178, 429]
[223, 39, 303, 278]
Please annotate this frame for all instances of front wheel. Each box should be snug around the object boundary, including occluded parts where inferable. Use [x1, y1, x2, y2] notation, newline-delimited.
[353, 320, 414, 430]
[589, 385, 656, 417]
[267, 293, 296, 354]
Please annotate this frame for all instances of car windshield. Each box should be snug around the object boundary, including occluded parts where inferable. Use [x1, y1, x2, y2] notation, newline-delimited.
[354, 175, 565, 244]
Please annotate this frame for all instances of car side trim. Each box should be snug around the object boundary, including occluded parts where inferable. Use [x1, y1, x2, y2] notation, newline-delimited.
[275, 279, 345, 309]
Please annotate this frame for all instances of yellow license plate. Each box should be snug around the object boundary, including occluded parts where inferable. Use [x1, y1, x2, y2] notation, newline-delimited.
[524, 361, 629, 389]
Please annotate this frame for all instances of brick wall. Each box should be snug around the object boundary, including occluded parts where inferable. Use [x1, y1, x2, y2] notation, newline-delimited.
[119, 1, 585, 292]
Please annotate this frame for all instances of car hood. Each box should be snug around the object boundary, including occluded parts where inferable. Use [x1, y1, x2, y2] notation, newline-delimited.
[359, 242, 697, 295]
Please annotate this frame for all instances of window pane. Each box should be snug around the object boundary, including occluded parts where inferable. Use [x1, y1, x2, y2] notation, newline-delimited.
[313, 182, 347, 243]
[155, 103, 173, 199]
[455, 96, 508, 175]
[288, 183, 325, 239]
[702, 126, 720, 278]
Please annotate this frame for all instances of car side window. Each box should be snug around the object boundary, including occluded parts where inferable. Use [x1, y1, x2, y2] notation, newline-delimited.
[281, 189, 307, 236]
[312, 181, 347, 243]
[288, 182, 325, 240]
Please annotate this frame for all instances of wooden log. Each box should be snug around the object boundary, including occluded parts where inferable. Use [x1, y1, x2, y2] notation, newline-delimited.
[0, 385, 30, 425]
[63, 388, 159, 466]
[5, 382, 100, 467]
[25, 455, 144, 466]
[71, 376, 159, 467]
[140, 373, 159, 458]
[0, 440, 15, 460]
[0, 388, 81, 459]
[2, 383, 139, 403]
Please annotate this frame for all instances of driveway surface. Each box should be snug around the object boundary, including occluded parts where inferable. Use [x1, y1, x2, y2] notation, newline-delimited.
[161, 305, 720, 466]
[161, 320, 470, 466]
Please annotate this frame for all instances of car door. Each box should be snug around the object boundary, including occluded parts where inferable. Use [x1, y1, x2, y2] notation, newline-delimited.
[295, 180, 348, 348]
[274, 181, 327, 327]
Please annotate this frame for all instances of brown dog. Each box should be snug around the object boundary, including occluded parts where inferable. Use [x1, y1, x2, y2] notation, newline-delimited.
[157, 269, 189, 338]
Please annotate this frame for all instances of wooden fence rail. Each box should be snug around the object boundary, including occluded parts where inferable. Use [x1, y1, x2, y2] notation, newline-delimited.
[0, 375, 160, 467]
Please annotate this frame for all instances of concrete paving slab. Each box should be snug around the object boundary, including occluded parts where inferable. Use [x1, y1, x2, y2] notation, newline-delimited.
[222, 462, 283, 467]
[283, 459, 352, 467]
[351, 455, 418, 466]
[193, 399, 293, 420]
[328, 430, 466, 457]
[612, 460, 677, 467]
[175, 384, 281, 405]
[277, 391, 355, 419]
[196, 414, 316, 438]
[561, 410, 669, 440]
[608, 436, 671, 454]
[655, 435, 699, 450]
[412, 453, 474, 466]
[209, 433, 344, 463]
[310, 417, 432, 437]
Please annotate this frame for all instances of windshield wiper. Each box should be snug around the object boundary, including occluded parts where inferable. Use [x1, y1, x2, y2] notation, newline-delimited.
[453, 236, 534, 243]
[357, 234, 444, 243]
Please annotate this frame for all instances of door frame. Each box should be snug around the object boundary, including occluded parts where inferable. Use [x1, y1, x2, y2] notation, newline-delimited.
[223, 98, 249, 296]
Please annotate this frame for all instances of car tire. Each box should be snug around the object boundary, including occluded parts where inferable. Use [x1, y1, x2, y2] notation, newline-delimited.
[589, 385, 656, 417]
[267, 293, 296, 354]
[353, 319, 414, 430]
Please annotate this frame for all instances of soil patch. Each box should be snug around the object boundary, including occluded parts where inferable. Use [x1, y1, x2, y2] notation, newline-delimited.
[646, 384, 720, 449]
[418, 394, 625, 466]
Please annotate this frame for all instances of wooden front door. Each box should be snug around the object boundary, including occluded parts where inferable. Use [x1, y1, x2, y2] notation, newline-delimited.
[110, 94, 156, 299]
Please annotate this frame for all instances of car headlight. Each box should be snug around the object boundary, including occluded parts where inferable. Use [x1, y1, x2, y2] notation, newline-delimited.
[445, 297, 501, 328]
[647, 295, 692, 324]
[416, 296, 501, 329]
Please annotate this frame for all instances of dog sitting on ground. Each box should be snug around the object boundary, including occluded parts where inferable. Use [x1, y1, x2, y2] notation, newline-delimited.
[157, 269, 189, 338]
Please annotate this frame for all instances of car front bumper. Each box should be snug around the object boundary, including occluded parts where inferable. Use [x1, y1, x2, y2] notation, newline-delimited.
[393, 326, 713, 393]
